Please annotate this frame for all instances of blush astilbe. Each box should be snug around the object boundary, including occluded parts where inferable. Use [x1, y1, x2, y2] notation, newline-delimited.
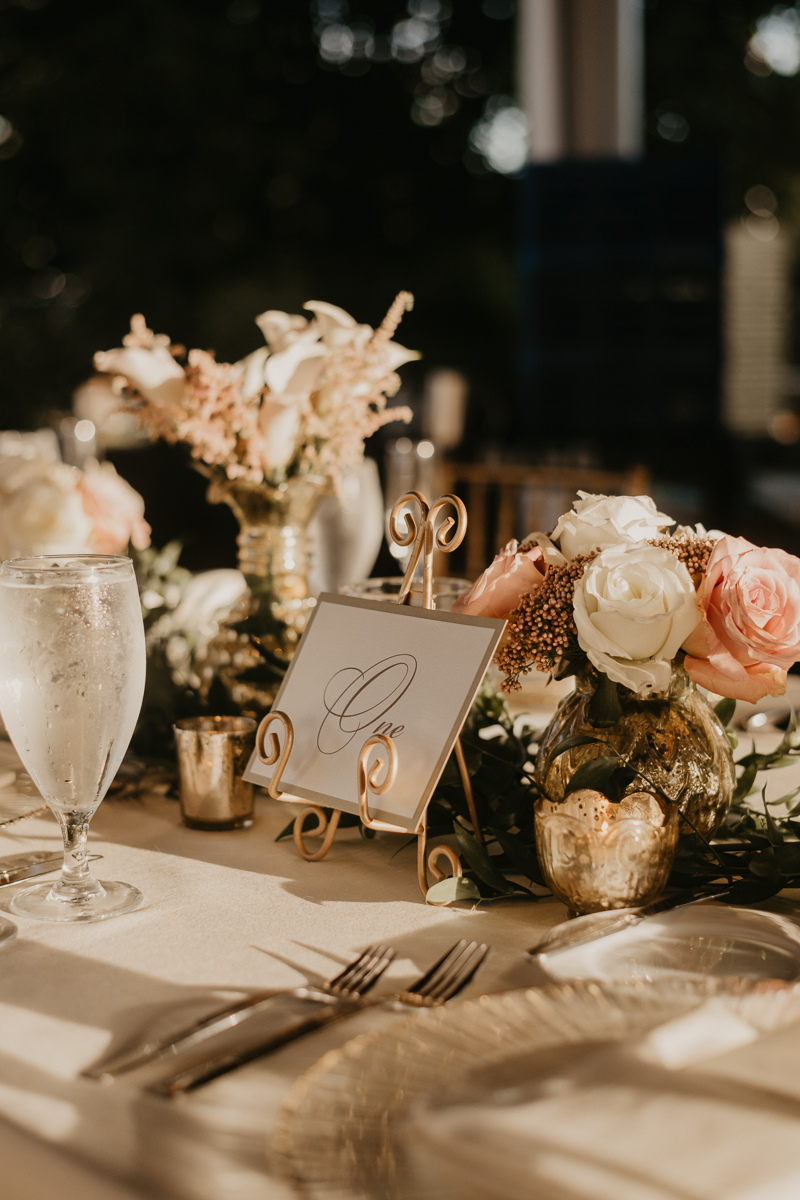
[298, 291, 415, 484]
[495, 553, 597, 690]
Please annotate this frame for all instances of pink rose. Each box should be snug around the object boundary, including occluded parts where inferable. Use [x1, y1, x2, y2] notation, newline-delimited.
[452, 540, 545, 620]
[683, 534, 800, 702]
[78, 462, 151, 554]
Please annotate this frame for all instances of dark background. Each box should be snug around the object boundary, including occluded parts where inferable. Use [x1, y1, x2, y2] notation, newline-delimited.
[0, 0, 798, 563]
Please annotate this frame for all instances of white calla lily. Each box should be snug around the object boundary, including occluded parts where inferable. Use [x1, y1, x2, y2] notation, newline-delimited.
[93, 345, 185, 407]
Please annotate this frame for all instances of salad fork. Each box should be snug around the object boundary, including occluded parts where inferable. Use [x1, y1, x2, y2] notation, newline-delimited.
[147, 939, 491, 1096]
[86, 943, 395, 1082]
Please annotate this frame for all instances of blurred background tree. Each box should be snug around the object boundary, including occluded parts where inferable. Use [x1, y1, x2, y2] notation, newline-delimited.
[3, 0, 800, 560]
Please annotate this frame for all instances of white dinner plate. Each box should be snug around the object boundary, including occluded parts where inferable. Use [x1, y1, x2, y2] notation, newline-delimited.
[272, 976, 800, 1200]
[535, 904, 800, 984]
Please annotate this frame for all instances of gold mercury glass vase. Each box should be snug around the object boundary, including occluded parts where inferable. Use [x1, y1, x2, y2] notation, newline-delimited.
[535, 791, 680, 915]
[202, 472, 328, 717]
[534, 663, 736, 839]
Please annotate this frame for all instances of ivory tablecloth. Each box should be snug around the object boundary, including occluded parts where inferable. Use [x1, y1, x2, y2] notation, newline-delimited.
[3, 712, 800, 1200]
[0, 789, 560, 1200]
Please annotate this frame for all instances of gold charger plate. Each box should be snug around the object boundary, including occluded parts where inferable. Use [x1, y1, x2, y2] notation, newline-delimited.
[273, 978, 800, 1200]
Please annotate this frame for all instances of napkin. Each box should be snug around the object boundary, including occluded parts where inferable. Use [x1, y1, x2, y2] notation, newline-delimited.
[408, 1000, 800, 1200]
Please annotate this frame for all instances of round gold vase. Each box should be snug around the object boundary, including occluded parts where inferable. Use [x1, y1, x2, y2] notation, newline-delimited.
[202, 473, 328, 717]
[534, 665, 735, 839]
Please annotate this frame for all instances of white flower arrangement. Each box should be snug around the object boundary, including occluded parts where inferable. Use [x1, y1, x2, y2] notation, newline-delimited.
[94, 294, 418, 490]
[456, 490, 800, 706]
[0, 434, 150, 560]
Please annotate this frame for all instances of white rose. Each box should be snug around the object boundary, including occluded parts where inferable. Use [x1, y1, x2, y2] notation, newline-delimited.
[552, 492, 673, 560]
[573, 541, 701, 696]
[93, 345, 185, 407]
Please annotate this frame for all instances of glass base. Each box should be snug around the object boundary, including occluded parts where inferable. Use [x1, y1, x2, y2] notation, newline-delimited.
[10, 879, 143, 924]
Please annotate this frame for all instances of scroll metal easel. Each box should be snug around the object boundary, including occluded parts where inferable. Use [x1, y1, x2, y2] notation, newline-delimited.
[254, 490, 484, 900]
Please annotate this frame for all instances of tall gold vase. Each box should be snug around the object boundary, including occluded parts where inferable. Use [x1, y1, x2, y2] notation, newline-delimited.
[205, 473, 327, 717]
[535, 664, 736, 838]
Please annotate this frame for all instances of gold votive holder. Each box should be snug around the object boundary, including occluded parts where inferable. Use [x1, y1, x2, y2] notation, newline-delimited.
[534, 789, 679, 916]
[173, 716, 257, 831]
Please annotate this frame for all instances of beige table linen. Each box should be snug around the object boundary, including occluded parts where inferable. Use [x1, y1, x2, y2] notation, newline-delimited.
[0, 712, 799, 1200]
[0, 791, 559, 1199]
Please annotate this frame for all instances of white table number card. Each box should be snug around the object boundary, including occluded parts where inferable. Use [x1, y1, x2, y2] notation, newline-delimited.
[244, 593, 506, 832]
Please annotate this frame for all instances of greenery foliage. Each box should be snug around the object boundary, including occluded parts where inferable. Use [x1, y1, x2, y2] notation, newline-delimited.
[418, 685, 800, 907]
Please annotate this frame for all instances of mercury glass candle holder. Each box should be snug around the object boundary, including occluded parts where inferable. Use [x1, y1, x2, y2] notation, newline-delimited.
[534, 789, 679, 916]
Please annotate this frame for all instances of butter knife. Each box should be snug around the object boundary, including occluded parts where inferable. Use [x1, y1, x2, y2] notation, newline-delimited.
[528, 887, 732, 960]
[0, 850, 101, 886]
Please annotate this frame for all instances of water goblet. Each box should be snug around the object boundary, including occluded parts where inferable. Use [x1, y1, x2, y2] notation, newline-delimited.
[0, 554, 146, 922]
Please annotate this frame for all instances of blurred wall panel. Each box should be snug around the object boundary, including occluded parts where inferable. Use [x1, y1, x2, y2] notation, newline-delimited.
[723, 221, 790, 437]
[517, 159, 723, 456]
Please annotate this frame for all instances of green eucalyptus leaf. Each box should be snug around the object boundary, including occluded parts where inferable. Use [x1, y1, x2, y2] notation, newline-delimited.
[727, 730, 739, 751]
[490, 826, 545, 886]
[748, 849, 782, 882]
[452, 821, 514, 893]
[760, 786, 784, 846]
[774, 843, 800, 873]
[425, 876, 482, 905]
[587, 672, 622, 728]
[714, 697, 736, 727]
[552, 640, 587, 681]
[564, 754, 621, 796]
[605, 765, 637, 803]
[545, 734, 608, 769]
[767, 787, 800, 811]
[719, 877, 783, 905]
[733, 762, 758, 804]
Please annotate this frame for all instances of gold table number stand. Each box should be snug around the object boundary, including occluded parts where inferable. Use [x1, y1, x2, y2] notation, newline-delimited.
[254, 490, 483, 900]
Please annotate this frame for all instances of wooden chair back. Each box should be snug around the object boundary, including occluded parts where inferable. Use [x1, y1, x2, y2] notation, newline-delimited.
[438, 462, 651, 578]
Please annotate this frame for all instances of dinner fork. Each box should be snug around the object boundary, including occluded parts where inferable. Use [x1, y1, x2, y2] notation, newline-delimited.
[391, 939, 490, 1009]
[85, 943, 396, 1081]
[147, 939, 491, 1096]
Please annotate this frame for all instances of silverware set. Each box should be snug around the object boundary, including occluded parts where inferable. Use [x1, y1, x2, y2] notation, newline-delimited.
[85, 938, 490, 1097]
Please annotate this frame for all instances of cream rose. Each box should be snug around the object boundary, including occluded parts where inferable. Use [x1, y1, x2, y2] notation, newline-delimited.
[552, 492, 673, 560]
[573, 541, 701, 695]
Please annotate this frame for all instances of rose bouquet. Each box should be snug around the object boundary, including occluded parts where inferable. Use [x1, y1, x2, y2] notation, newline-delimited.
[93, 293, 418, 490]
[455, 491, 800, 711]
[0, 436, 150, 560]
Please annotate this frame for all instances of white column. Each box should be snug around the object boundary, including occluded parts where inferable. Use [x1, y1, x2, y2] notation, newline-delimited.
[517, 0, 643, 161]
[517, 0, 566, 161]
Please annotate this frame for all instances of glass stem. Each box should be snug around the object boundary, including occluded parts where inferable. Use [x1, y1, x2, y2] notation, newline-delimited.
[55, 812, 102, 900]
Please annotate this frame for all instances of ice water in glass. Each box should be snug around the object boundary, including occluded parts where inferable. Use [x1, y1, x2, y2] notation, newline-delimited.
[0, 555, 146, 922]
